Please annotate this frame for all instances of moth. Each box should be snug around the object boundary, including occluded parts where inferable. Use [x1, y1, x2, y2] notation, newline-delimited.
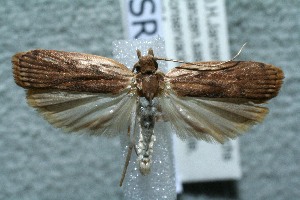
[12, 48, 283, 186]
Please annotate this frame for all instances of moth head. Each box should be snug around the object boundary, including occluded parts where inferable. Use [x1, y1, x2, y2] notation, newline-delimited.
[133, 48, 158, 74]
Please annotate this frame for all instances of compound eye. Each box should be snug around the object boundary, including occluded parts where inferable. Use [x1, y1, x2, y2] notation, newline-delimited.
[133, 63, 141, 72]
[153, 60, 158, 70]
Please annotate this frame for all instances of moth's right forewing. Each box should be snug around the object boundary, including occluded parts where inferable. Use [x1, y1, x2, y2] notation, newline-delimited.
[161, 61, 284, 143]
[165, 61, 283, 102]
[12, 50, 134, 94]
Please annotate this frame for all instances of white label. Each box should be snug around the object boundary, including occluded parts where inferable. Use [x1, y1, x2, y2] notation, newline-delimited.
[120, 0, 164, 39]
[120, 0, 242, 193]
[162, 0, 242, 184]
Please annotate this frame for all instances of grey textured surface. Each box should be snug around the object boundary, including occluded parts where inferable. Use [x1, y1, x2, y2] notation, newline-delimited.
[0, 1, 299, 200]
[226, 1, 300, 200]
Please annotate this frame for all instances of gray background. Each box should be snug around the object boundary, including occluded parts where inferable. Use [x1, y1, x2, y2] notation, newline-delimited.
[0, 0, 299, 199]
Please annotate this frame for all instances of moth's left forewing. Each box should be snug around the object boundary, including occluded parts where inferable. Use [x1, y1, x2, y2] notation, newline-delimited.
[160, 61, 284, 143]
[12, 50, 134, 94]
[13, 50, 137, 136]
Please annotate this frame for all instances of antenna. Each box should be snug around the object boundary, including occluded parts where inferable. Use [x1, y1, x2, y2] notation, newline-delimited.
[154, 43, 247, 71]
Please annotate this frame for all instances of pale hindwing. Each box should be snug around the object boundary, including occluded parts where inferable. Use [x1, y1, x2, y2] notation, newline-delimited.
[158, 92, 269, 143]
[27, 88, 137, 136]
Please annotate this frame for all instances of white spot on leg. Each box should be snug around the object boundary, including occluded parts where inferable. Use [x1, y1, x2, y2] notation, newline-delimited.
[139, 158, 151, 175]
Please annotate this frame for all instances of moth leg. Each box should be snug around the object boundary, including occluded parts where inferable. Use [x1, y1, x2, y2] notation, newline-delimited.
[119, 125, 137, 186]
[119, 140, 134, 187]
[119, 106, 138, 187]
[133, 144, 138, 156]
[127, 126, 138, 155]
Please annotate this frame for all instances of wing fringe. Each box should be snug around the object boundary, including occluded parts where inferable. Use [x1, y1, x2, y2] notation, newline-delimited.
[27, 89, 137, 137]
[159, 92, 269, 143]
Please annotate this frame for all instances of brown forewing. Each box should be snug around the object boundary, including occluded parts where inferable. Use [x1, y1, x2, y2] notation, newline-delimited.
[165, 61, 284, 102]
[12, 50, 134, 94]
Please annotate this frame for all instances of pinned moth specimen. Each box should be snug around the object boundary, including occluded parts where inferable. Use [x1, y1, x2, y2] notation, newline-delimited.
[12, 48, 284, 186]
